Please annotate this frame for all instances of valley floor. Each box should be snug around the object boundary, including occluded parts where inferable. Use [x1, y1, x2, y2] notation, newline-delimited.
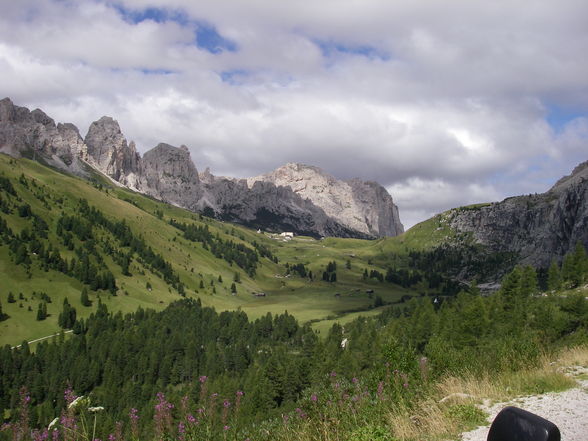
[461, 367, 588, 441]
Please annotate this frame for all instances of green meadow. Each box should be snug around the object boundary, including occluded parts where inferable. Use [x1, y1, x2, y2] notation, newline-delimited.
[0, 154, 427, 347]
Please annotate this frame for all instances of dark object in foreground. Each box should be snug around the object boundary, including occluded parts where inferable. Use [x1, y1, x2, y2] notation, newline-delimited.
[487, 406, 561, 441]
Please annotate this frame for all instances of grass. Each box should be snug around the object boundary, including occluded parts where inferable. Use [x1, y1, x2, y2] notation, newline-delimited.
[0, 154, 418, 347]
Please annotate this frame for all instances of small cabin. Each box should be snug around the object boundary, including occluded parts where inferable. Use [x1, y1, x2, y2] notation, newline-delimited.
[253, 292, 266, 297]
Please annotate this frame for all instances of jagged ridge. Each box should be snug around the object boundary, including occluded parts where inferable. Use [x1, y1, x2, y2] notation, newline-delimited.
[0, 98, 404, 239]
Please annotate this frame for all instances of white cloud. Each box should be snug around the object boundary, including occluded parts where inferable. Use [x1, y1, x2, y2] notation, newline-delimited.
[0, 0, 587, 229]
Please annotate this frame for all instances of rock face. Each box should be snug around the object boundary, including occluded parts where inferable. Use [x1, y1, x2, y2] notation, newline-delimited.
[0, 97, 89, 172]
[248, 163, 404, 237]
[449, 161, 588, 268]
[0, 98, 404, 239]
[140, 143, 202, 210]
[198, 174, 366, 238]
[85, 116, 141, 186]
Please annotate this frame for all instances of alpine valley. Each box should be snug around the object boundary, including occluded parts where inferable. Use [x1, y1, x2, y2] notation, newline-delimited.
[0, 98, 587, 441]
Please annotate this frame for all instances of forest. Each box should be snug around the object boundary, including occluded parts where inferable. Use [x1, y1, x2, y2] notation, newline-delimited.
[1, 256, 587, 440]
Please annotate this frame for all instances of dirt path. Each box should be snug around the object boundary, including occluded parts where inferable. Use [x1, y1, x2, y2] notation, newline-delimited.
[461, 367, 588, 441]
[11, 329, 73, 349]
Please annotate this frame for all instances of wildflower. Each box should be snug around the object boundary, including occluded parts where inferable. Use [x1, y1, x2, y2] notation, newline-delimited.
[377, 381, 384, 399]
[310, 394, 318, 402]
[236, 390, 244, 397]
[199, 375, 208, 383]
[187, 414, 197, 424]
[68, 396, 84, 410]
[52, 429, 59, 441]
[403, 383, 408, 388]
[223, 425, 230, 431]
[223, 399, 231, 408]
[32, 428, 49, 441]
[330, 371, 337, 377]
[48, 418, 59, 429]
[64, 388, 77, 406]
[178, 422, 186, 435]
[108, 434, 116, 441]
[282, 414, 289, 424]
[129, 408, 139, 421]
[352, 377, 359, 384]
[211, 393, 219, 398]
[88, 407, 104, 413]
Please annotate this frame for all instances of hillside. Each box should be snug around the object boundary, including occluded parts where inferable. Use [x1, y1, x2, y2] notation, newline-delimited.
[0, 154, 417, 348]
[0, 98, 403, 239]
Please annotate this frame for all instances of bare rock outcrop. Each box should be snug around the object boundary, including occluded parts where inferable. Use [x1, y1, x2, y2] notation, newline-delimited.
[449, 161, 588, 268]
[248, 163, 403, 237]
[0, 97, 89, 171]
[139, 143, 202, 210]
[84, 116, 141, 186]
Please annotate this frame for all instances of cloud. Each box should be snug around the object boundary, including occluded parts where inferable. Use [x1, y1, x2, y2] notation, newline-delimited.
[0, 0, 587, 228]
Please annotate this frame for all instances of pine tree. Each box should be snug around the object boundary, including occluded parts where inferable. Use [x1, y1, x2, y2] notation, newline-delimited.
[36, 302, 47, 321]
[234, 272, 241, 283]
[231, 283, 237, 294]
[7, 292, 15, 303]
[199, 280, 205, 289]
[0, 301, 6, 321]
[218, 275, 223, 283]
[80, 288, 91, 307]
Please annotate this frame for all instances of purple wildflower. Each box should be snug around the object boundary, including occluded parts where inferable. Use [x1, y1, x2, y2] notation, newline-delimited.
[199, 376, 208, 384]
[377, 381, 384, 399]
[310, 394, 318, 402]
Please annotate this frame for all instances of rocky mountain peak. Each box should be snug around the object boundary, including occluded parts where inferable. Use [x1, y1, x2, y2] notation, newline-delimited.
[247, 162, 403, 237]
[140, 143, 202, 210]
[551, 160, 588, 194]
[84, 116, 139, 181]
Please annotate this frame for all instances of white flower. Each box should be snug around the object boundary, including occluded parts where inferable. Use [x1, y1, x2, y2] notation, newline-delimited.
[48, 417, 59, 429]
[68, 396, 84, 409]
[88, 406, 104, 413]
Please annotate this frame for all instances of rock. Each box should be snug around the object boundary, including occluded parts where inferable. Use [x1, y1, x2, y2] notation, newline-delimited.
[84, 116, 140, 183]
[248, 163, 403, 237]
[0, 97, 90, 172]
[139, 143, 202, 210]
[449, 161, 588, 269]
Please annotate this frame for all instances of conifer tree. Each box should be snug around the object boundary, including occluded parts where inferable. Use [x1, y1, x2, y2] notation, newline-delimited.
[231, 283, 237, 294]
[80, 288, 91, 307]
[36, 302, 47, 321]
[7, 292, 15, 303]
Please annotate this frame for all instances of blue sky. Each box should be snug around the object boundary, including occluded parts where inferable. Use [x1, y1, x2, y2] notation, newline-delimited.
[0, 0, 587, 228]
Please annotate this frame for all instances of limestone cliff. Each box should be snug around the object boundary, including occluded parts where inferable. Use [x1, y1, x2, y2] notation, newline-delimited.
[449, 161, 588, 268]
[247, 163, 403, 237]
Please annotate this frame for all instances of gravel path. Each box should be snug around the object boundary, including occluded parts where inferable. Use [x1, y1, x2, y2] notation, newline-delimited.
[461, 368, 588, 441]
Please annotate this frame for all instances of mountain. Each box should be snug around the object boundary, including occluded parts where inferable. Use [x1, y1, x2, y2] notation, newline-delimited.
[248, 163, 403, 237]
[447, 160, 588, 269]
[0, 98, 403, 239]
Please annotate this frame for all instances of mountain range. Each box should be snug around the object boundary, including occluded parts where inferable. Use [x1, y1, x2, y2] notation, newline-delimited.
[1, 96, 587, 274]
[0, 98, 403, 239]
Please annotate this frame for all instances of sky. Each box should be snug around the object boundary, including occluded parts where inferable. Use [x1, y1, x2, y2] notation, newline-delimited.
[0, 0, 587, 229]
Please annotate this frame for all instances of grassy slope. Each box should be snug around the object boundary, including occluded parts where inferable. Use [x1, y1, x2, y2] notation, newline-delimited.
[0, 155, 426, 346]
